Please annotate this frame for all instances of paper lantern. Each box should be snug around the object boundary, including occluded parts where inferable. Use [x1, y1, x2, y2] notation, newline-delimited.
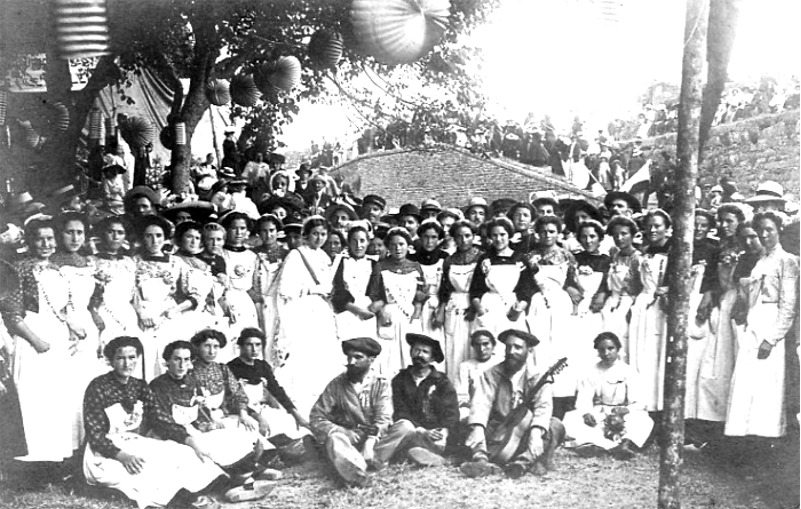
[230, 74, 261, 107]
[20, 121, 43, 149]
[255, 56, 301, 94]
[123, 116, 155, 148]
[53, 0, 111, 60]
[175, 122, 186, 146]
[0, 90, 8, 126]
[105, 115, 116, 136]
[88, 108, 104, 140]
[206, 78, 231, 106]
[350, 0, 450, 65]
[160, 124, 175, 150]
[308, 29, 344, 68]
[49, 102, 71, 134]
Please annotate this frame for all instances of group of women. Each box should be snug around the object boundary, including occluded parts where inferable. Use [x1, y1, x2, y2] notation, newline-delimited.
[0, 184, 797, 489]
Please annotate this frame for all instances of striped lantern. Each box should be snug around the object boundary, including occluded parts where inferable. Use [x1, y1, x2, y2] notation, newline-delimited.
[206, 79, 231, 106]
[53, 0, 111, 60]
[88, 108, 104, 140]
[230, 74, 261, 107]
[268, 56, 301, 92]
[308, 29, 344, 69]
[0, 90, 7, 126]
[350, 0, 450, 65]
[175, 122, 186, 146]
[124, 116, 155, 148]
[50, 102, 71, 133]
[20, 121, 43, 149]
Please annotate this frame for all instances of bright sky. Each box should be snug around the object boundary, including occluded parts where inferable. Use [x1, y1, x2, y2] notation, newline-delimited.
[279, 0, 800, 148]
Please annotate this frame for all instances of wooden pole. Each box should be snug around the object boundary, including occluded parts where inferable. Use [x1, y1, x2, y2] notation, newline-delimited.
[658, 0, 709, 508]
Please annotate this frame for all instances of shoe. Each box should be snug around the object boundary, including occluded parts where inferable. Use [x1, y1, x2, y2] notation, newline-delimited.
[531, 461, 548, 477]
[503, 460, 529, 479]
[190, 495, 220, 509]
[254, 467, 283, 481]
[224, 480, 276, 503]
[350, 472, 373, 488]
[407, 447, 448, 467]
[610, 440, 636, 461]
[460, 459, 501, 478]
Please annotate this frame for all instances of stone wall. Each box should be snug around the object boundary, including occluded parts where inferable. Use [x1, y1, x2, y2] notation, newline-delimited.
[331, 145, 595, 209]
[647, 110, 800, 200]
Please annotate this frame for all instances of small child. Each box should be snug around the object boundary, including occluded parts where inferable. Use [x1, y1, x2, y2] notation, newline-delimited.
[101, 164, 127, 204]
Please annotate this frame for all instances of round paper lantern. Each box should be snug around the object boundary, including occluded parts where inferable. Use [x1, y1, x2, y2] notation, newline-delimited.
[105, 115, 116, 136]
[124, 116, 155, 148]
[255, 56, 301, 94]
[48, 102, 71, 134]
[308, 29, 344, 68]
[19, 121, 43, 149]
[0, 90, 7, 126]
[160, 124, 175, 150]
[175, 122, 186, 146]
[230, 74, 261, 107]
[53, 0, 111, 60]
[88, 108, 104, 140]
[206, 78, 231, 106]
[350, 0, 450, 65]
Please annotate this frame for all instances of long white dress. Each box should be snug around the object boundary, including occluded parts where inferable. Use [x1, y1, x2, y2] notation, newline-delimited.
[94, 254, 139, 352]
[628, 244, 669, 412]
[441, 251, 480, 383]
[470, 252, 534, 339]
[221, 247, 260, 361]
[725, 245, 799, 437]
[600, 247, 642, 360]
[276, 245, 341, 415]
[11, 259, 74, 462]
[253, 245, 286, 365]
[417, 253, 447, 346]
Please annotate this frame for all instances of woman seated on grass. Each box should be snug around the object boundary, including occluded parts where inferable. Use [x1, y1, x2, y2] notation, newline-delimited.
[562, 331, 654, 460]
[82, 336, 224, 509]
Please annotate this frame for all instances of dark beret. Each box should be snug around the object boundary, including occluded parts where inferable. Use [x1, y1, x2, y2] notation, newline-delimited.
[341, 337, 382, 357]
[406, 333, 444, 364]
[498, 329, 540, 347]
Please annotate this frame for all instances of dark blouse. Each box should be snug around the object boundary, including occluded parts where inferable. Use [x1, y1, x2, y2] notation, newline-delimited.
[0, 257, 62, 322]
[227, 357, 296, 412]
[331, 255, 376, 314]
[192, 360, 248, 415]
[468, 250, 537, 305]
[439, 247, 482, 304]
[83, 372, 189, 458]
[574, 251, 611, 298]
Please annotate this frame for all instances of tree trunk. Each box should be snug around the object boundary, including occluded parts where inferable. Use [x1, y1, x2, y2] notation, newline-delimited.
[698, 0, 739, 162]
[658, 0, 709, 508]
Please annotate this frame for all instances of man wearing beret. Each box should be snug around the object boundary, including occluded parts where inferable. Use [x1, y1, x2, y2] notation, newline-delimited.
[461, 329, 565, 479]
[360, 194, 387, 226]
[373, 333, 459, 467]
[309, 337, 392, 487]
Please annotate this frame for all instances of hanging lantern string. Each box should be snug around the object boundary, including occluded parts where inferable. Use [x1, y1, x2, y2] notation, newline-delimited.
[358, 62, 421, 109]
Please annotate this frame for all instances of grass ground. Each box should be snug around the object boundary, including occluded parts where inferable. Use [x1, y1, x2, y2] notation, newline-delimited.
[0, 433, 797, 509]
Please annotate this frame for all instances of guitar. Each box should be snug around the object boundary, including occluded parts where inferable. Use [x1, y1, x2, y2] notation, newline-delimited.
[488, 357, 568, 464]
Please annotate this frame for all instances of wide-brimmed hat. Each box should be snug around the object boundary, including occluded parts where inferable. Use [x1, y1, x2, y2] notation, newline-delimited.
[102, 164, 127, 176]
[745, 181, 786, 205]
[498, 329, 539, 347]
[10, 192, 34, 210]
[603, 191, 642, 214]
[529, 190, 559, 210]
[161, 201, 215, 224]
[219, 167, 237, 179]
[296, 163, 312, 176]
[396, 203, 421, 221]
[463, 196, 489, 214]
[564, 201, 602, 231]
[50, 184, 82, 203]
[420, 198, 442, 214]
[341, 337, 382, 357]
[124, 185, 161, 207]
[490, 197, 518, 217]
[325, 202, 358, 223]
[405, 333, 444, 363]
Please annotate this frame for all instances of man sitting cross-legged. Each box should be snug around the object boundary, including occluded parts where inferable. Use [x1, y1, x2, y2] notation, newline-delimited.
[461, 329, 565, 479]
[373, 333, 459, 467]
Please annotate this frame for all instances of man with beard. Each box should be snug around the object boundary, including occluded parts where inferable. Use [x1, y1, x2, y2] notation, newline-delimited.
[460, 329, 565, 479]
[373, 333, 459, 467]
[309, 337, 392, 487]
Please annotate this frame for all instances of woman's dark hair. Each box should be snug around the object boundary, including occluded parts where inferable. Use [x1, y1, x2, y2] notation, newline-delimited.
[134, 214, 174, 240]
[593, 331, 622, 350]
[255, 214, 283, 233]
[606, 215, 639, 236]
[54, 212, 90, 238]
[470, 329, 496, 347]
[190, 328, 228, 349]
[237, 327, 266, 346]
[753, 211, 784, 233]
[104, 336, 144, 362]
[385, 226, 412, 246]
[94, 215, 130, 238]
[449, 219, 478, 239]
[23, 218, 55, 246]
[418, 219, 444, 240]
[506, 202, 534, 221]
[347, 224, 370, 241]
[717, 203, 745, 225]
[645, 208, 672, 229]
[162, 340, 196, 362]
[327, 229, 346, 246]
[219, 211, 253, 231]
[302, 215, 328, 237]
[577, 219, 605, 242]
[533, 214, 563, 234]
[485, 217, 514, 237]
[174, 220, 203, 243]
